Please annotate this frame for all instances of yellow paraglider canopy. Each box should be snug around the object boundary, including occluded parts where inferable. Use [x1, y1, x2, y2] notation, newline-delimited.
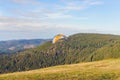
[52, 34, 67, 44]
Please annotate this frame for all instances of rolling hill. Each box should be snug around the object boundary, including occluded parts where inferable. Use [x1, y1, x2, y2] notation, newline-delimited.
[0, 39, 49, 54]
[0, 59, 120, 80]
[1, 33, 120, 74]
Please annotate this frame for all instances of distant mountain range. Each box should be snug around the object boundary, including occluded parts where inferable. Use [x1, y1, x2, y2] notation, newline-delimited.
[0, 39, 50, 54]
[0, 33, 120, 74]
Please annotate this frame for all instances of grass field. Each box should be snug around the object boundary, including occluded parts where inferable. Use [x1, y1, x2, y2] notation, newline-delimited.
[0, 59, 120, 80]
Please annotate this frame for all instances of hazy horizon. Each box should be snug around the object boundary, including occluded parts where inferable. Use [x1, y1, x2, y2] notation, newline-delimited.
[0, 0, 120, 41]
[0, 32, 120, 41]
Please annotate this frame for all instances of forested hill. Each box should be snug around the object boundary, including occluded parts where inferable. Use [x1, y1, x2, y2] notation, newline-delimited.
[0, 59, 120, 80]
[1, 33, 120, 74]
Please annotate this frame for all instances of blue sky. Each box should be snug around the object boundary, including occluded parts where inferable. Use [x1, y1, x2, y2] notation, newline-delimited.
[0, 0, 120, 41]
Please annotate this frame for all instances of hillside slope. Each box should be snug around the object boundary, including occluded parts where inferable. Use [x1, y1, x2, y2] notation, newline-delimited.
[0, 59, 120, 80]
[1, 33, 120, 73]
[88, 40, 120, 61]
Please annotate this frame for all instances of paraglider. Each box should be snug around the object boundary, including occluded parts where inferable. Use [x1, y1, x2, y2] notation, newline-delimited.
[52, 34, 67, 44]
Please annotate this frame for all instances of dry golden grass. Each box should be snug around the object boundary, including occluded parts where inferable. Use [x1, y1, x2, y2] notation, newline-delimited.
[0, 59, 120, 80]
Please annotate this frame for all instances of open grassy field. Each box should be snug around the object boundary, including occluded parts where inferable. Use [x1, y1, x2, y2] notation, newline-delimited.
[0, 59, 120, 80]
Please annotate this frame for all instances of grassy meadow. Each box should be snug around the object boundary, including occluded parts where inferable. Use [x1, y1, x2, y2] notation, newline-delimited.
[0, 59, 120, 80]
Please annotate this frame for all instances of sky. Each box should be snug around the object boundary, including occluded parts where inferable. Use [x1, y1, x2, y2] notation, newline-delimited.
[0, 0, 120, 41]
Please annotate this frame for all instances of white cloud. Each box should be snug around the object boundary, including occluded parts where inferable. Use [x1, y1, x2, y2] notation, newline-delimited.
[84, 0, 103, 5]
[0, 15, 94, 32]
[44, 12, 72, 19]
[0, 0, 103, 33]
[8, 0, 103, 20]
[9, 0, 41, 5]
[59, 0, 103, 11]
[0, 15, 100, 33]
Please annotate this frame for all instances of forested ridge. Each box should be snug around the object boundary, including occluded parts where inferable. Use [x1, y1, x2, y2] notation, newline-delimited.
[1, 33, 120, 74]
[1, 59, 120, 80]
